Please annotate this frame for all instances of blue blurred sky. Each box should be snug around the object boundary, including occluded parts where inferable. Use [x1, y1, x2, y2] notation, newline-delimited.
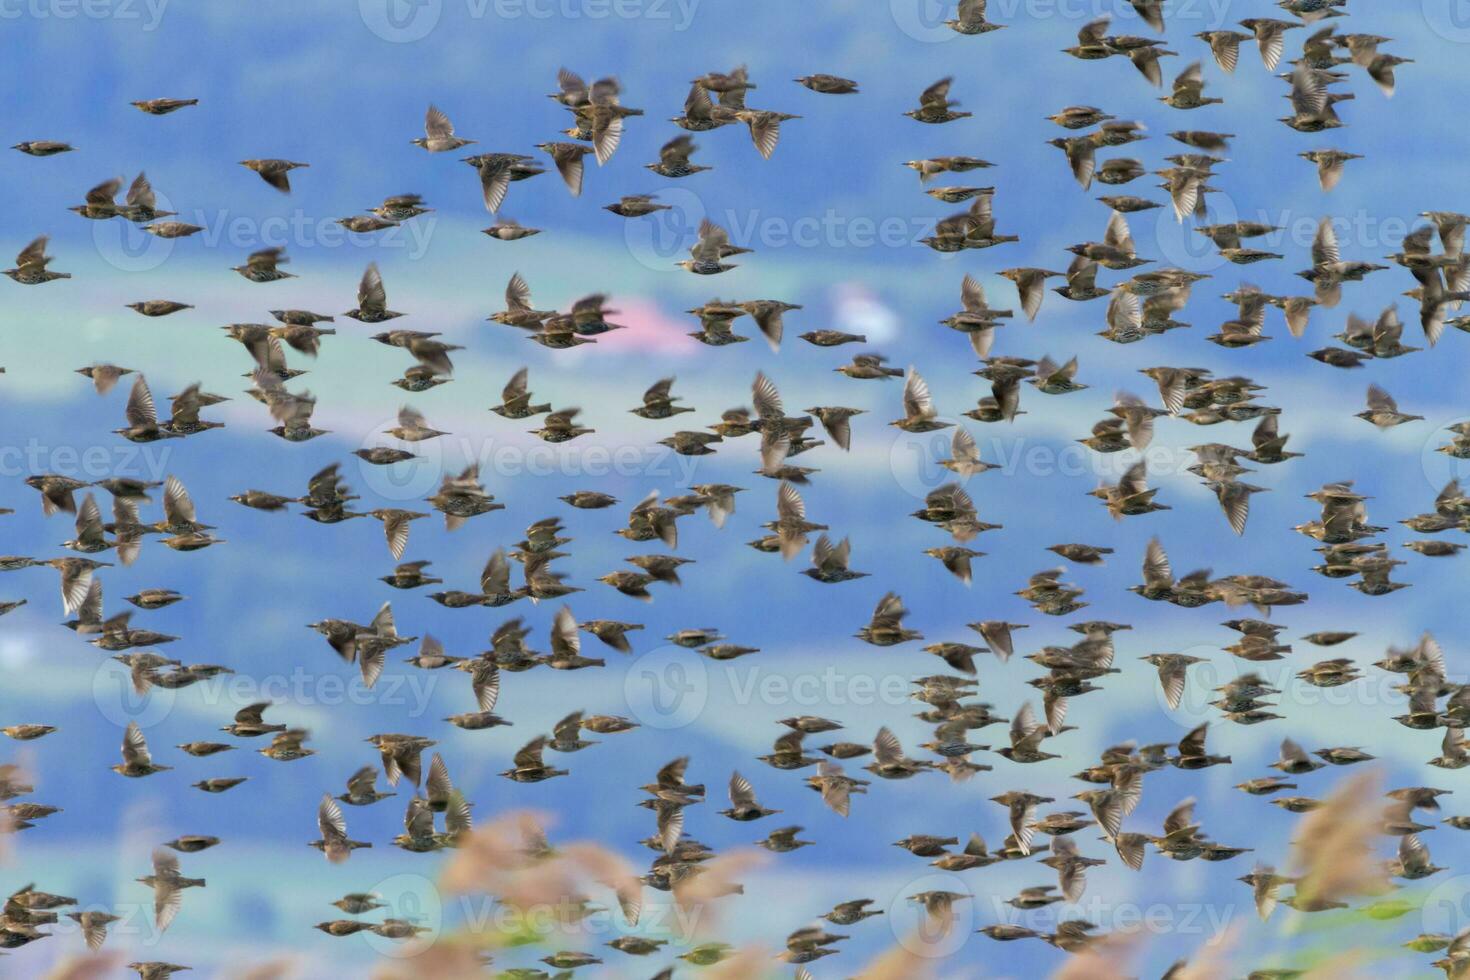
[3, 1, 1470, 977]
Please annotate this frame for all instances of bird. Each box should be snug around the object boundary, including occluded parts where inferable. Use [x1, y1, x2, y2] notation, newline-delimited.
[239, 158, 309, 192]
[733, 108, 800, 160]
[1142, 653, 1207, 710]
[1, 12, 1464, 969]
[112, 722, 170, 777]
[1159, 62, 1222, 109]
[501, 736, 568, 783]
[1241, 17, 1302, 71]
[131, 98, 197, 114]
[1356, 385, 1422, 428]
[947, 0, 1003, 34]
[905, 78, 971, 124]
[310, 794, 371, 863]
[678, 218, 744, 275]
[1300, 148, 1363, 190]
[413, 105, 474, 152]
[232, 246, 294, 283]
[802, 534, 868, 584]
[344, 262, 403, 322]
[646, 135, 710, 177]
[1092, 460, 1170, 518]
[4, 236, 69, 283]
[720, 772, 779, 820]
[605, 193, 671, 217]
[537, 141, 594, 196]
[891, 368, 951, 433]
[13, 140, 74, 156]
[855, 593, 922, 646]
[795, 73, 859, 94]
[136, 848, 204, 933]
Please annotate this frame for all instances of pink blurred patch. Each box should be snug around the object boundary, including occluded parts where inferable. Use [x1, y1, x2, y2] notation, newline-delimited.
[593, 297, 701, 355]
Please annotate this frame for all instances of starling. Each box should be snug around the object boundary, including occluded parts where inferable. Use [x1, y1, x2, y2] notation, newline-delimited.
[384, 405, 446, 443]
[338, 214, 397, 233]
[112, 721, 170, 778]
[1299, 148, 1362, 191]
[315, 920, 371, 937]
[1092, 460, 1170, 518]
[1160, 62, 1222, 109]
[692, 64, 756, 94]
[1356, 384, 1422, 428]
[1, 724, 55, 741]
[802, 534, 868, 583]
[75, 363, 134, 396]
[12, 140, 74, 156]
[836, 352, 903, 380]
[239, 158, 308, 192]
[855, 593, 921, 646]
[556, 75, 642, 163]
[369, 193, 432, 221]
[733, 108, 799, 160]
[906, 77, 971, 123]
[221, 701, 286, 739]
[1240, 17, 1303, 70]
[413, 104, 474, 152]
[922, 189, 1018, 251]
[231, 246, 294, 283]
[947, 0, 1003, 34]
[795, 74, 859, 94]
[891, 368, 951, 433]
[1142, 653, 1207, 710]
[484, 368, 548, 422]
[904, 156, 994, 183]
[537, 141, 594, 196]
[345, 262, 403, 322]
[1028, 355, 1087, 394]
[1282, 64, 1349, 133]
[65, 909, 120, 950]
[678, 218, 743, 274]
[720, 771, 779, 820]
[127, 300, 193, 317]
[501, 736, 569, 783]
[131, 98, 198, 114]
[4, 235, 69, 283]
[136, 847, 204, 934]
[311, 794, 370, 863]
[128, 965, 192, 980]
[631, 377, 694, 419]
[605, 193, 671, 217]
[646, 135, 710, 177]
[337, 766, 394, 807]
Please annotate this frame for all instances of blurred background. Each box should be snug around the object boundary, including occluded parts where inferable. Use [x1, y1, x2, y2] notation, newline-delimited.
[2, 0, 1470, 976]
